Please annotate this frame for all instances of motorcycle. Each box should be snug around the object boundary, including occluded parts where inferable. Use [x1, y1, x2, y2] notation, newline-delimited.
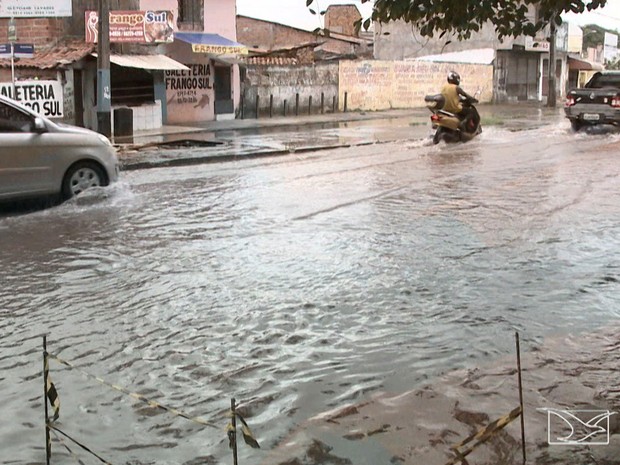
[424, 93, 482, 144]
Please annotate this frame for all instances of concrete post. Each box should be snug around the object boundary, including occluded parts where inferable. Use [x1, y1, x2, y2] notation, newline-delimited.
[96, 0, 112, 137]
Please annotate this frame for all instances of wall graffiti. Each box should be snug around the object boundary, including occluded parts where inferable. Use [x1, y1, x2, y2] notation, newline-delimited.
[339, 60, 494, 111]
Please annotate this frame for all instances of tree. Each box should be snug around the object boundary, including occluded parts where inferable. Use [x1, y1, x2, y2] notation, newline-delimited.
[607, 57, 620, 70]
[581, 24, 607, 51]
[359, 0, 607, 40]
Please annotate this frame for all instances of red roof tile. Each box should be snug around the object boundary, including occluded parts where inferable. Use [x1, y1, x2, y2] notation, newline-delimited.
[0, 39, 94, 69]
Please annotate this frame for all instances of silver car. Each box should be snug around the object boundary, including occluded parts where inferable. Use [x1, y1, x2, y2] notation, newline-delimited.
[0, 95, 119, 203]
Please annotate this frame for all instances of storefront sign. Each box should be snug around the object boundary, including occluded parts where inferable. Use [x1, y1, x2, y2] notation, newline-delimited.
[0, 80, 64, 117]
[164, 62, 216, 123]
[191, 44, 248, 55]
[165, 64, 213, 105]
[525, 36, 550, 52]
[85, 10, 174, 44]
[0, 0, 72, 17]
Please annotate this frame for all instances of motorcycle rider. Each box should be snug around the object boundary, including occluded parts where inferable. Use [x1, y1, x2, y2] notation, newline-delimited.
[441, 71, 478, 132]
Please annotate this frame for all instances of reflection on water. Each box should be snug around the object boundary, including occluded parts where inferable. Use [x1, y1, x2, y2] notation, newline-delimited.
[1, 125, 620, 465]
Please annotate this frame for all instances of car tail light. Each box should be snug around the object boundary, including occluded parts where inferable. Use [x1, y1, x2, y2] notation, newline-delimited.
[565, 95, 575, 107]
[612, 96, 620, 108]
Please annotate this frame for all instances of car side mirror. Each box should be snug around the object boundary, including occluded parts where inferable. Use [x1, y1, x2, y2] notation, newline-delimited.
[33, 117, 47, 133]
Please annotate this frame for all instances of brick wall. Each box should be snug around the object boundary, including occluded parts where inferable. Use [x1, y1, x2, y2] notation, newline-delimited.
[237, 15, 361, 57]
[324, 5, 361, 37]
[0, 18, 67, 46]
[0, 0, 142, 42]
[237, 16, 318, 50]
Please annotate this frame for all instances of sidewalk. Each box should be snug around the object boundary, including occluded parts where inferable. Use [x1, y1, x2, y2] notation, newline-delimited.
[115, 103, 565, 171]
[114, 107, 431, 146]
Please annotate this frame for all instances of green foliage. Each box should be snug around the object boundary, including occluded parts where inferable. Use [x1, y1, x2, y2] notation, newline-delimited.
[307, 0, 608, 40]
[581, 23, 620, 68]
[581, 23, 619, 50]
[581, 24, 606, 50]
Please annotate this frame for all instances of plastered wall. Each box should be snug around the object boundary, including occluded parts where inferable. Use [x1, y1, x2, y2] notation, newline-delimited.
[338, 60, 494, 111]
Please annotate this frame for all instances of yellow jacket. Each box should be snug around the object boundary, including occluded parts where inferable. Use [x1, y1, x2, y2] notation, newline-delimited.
[441, 83, 463, 113]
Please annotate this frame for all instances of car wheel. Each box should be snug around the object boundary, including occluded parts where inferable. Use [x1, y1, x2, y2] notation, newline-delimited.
[570, 120, 583, 132]
[62, 161, 107, 199]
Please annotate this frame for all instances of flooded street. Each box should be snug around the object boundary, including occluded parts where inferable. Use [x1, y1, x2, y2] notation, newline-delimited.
[2, 118, 620, 465]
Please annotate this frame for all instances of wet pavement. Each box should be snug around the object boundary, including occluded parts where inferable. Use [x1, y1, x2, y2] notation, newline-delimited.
[116, 103, 565, 170]
[1, 106, 620, 465]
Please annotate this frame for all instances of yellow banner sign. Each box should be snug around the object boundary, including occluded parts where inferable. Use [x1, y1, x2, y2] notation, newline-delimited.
[191, 44, 248, 55]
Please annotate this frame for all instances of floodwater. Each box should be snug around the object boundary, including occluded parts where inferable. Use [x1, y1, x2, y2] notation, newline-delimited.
[1, 119, 620, 465]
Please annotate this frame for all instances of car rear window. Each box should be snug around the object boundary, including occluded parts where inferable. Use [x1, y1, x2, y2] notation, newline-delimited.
[586, 74, 620, 89]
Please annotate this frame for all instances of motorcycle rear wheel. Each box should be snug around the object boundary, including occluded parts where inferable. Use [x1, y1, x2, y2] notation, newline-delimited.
[432, 127, 444, 145]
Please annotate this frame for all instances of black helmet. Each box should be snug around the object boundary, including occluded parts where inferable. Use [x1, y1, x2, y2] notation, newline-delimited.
[447, 71, 460, 85]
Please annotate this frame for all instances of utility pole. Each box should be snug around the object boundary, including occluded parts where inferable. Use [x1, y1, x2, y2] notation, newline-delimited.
[97, 0, 111, 137]
[547, 17, 557, 108]
[8, 17, 17, 99]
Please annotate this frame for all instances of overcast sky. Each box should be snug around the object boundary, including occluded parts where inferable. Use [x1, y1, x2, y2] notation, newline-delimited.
[236, 0, 373, 31]
[562, 0, 620, 31]
[236, 0, 620, 33]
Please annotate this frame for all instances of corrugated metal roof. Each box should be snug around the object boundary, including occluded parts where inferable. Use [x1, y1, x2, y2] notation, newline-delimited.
[0, 39, 94, 69]
[413, 48, 495, 65]
[108, 54, 189, 70]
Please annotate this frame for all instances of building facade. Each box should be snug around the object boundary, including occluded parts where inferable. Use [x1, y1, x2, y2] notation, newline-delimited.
[0, 0, 244, 134]
[373, 6, 573, 103]
[237, 15, 372, 60]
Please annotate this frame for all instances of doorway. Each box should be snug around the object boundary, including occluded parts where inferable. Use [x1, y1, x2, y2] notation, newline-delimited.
[214, 64, 233, 116]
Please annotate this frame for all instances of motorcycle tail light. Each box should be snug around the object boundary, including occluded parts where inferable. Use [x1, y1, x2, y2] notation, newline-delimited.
[612, 96, 620, 108]
[565, 95, 575, 107]
[431, 114, 440, 122]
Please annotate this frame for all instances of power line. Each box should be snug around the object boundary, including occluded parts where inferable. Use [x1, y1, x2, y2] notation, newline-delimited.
[589, 11, 620, 21]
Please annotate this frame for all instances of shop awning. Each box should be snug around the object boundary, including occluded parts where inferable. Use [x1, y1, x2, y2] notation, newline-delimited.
[175, 32, 248, 55]
[92, 54, 189, 70]
[568, 55, 604, 71]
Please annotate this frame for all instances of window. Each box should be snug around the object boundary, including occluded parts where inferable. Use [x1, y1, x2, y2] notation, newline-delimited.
[0, 102, 33, 133]
[587, 73, 620, 89]
[178, 0, 203, 30]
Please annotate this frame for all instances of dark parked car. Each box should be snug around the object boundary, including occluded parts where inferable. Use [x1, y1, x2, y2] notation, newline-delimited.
[564, 70, 620, 131]
[0, 95, 119, 204]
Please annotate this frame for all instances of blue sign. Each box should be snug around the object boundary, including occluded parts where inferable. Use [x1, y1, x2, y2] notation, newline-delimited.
[0, 43, 34, 58]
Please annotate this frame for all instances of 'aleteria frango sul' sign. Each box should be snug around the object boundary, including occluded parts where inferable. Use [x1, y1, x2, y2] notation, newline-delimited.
[0, 80, 64, 117]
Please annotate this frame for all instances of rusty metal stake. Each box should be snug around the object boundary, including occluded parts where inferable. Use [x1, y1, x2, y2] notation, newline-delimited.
[231, 398, 238, 465]
[516, 332, 526, 464]
[43, 336, 51, 465]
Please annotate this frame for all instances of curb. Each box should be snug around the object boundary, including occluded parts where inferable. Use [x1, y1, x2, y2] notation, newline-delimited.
[119, 142, 368, 171]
